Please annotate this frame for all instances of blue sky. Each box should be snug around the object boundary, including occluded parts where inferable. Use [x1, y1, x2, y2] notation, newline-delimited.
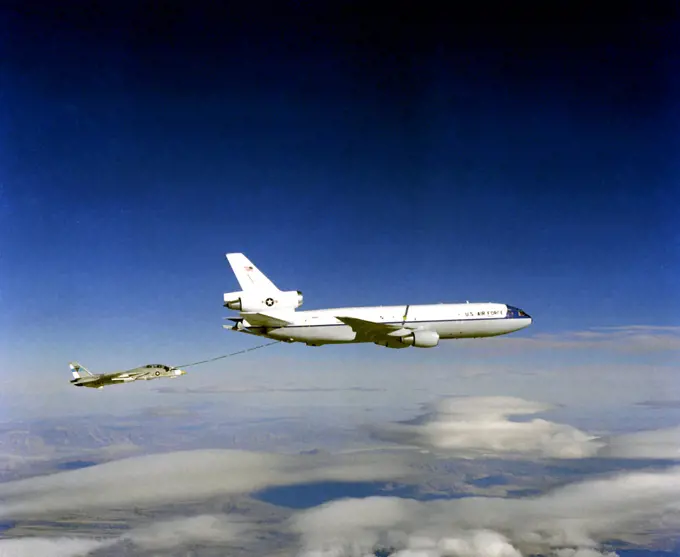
[1, 8, 679, 418]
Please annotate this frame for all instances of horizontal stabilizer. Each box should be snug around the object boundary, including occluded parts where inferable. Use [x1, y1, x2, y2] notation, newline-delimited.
[241, 312, 292, 327]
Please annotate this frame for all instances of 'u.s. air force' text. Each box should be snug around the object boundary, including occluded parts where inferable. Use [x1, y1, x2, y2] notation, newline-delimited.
[464, 309, 503, 317]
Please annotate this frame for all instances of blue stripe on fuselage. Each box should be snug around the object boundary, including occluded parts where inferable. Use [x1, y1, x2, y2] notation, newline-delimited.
[255, 315, 526, 330]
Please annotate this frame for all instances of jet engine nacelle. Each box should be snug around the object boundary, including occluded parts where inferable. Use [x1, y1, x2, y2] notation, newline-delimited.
[399, 329, 440, 348]
[223, 290, 303, 312]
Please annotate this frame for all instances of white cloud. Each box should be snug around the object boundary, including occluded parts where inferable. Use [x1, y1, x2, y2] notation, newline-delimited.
[0, 536, 113, 557]
[597, 426, 680, 459]
[594, 326, 680, 332]
[0, 514, 256, 556]
[122, 513, 251, 550]
[290, 465, 680, 557]
[370, 396, 604, 459]
[0, 449, 409, 518]
[431, 530, 523, 557]
[154, 385, 385, 394]
[369, 396, 680, 461]
[465, 325, 680, 353]
[0, 452, 55, 472]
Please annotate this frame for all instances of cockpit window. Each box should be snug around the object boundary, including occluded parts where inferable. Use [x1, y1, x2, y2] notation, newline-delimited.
[506, 306, 529, 319]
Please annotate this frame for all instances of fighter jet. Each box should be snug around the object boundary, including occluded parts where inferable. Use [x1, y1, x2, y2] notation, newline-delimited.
[69, 362, 186, 389]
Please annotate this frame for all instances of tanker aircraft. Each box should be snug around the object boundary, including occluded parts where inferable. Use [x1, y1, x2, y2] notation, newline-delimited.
[222, 253, 532, 349]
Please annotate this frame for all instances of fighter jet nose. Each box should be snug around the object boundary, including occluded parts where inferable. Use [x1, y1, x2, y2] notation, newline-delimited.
[174, 368, 186, 376]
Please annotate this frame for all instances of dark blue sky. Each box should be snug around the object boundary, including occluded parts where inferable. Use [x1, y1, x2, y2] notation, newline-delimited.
[2, 3, 679, 370]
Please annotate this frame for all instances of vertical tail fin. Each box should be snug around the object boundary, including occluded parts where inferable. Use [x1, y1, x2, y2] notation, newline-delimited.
[226, 253, 280, 292]
[69, 362, 93, 379]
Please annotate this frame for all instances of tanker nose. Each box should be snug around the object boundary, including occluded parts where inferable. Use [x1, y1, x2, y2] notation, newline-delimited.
[506, 305, 532, 327]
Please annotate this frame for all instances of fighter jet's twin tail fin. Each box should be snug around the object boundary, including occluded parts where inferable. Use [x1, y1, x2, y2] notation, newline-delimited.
[69, 362, 93, 379]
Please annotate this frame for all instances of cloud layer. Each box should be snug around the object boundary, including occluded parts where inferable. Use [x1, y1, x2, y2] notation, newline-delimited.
[476, 325, 680, 353]
[0, 449, 410, 518]
[0, 514, 255, 556]
[369, 396, 603, 459]
[369, 396, 680, 461]
[2, 395, 680, 556]
[122, 513, 252, 550]
[597, 426, 680, 459]
[0, 537, 111, 557]
[8, 460, 680, 557]
[291, 464, 680, 557]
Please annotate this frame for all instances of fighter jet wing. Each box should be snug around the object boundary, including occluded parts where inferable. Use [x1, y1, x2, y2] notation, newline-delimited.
[109, 372, 141, 381]
[335, 316, 412, 342]
[241, 312, 293, 327]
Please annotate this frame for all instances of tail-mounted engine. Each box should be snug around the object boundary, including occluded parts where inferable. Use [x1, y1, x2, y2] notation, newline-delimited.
[223, 290, 303, 312]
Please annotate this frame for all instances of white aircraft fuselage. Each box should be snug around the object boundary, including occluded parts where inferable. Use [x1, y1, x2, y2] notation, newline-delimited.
[222, 254, 532, 349]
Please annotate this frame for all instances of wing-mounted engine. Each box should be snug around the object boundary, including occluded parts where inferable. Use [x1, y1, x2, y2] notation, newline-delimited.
[223, 290, 303, 312]
[399, 330, 439, 348]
